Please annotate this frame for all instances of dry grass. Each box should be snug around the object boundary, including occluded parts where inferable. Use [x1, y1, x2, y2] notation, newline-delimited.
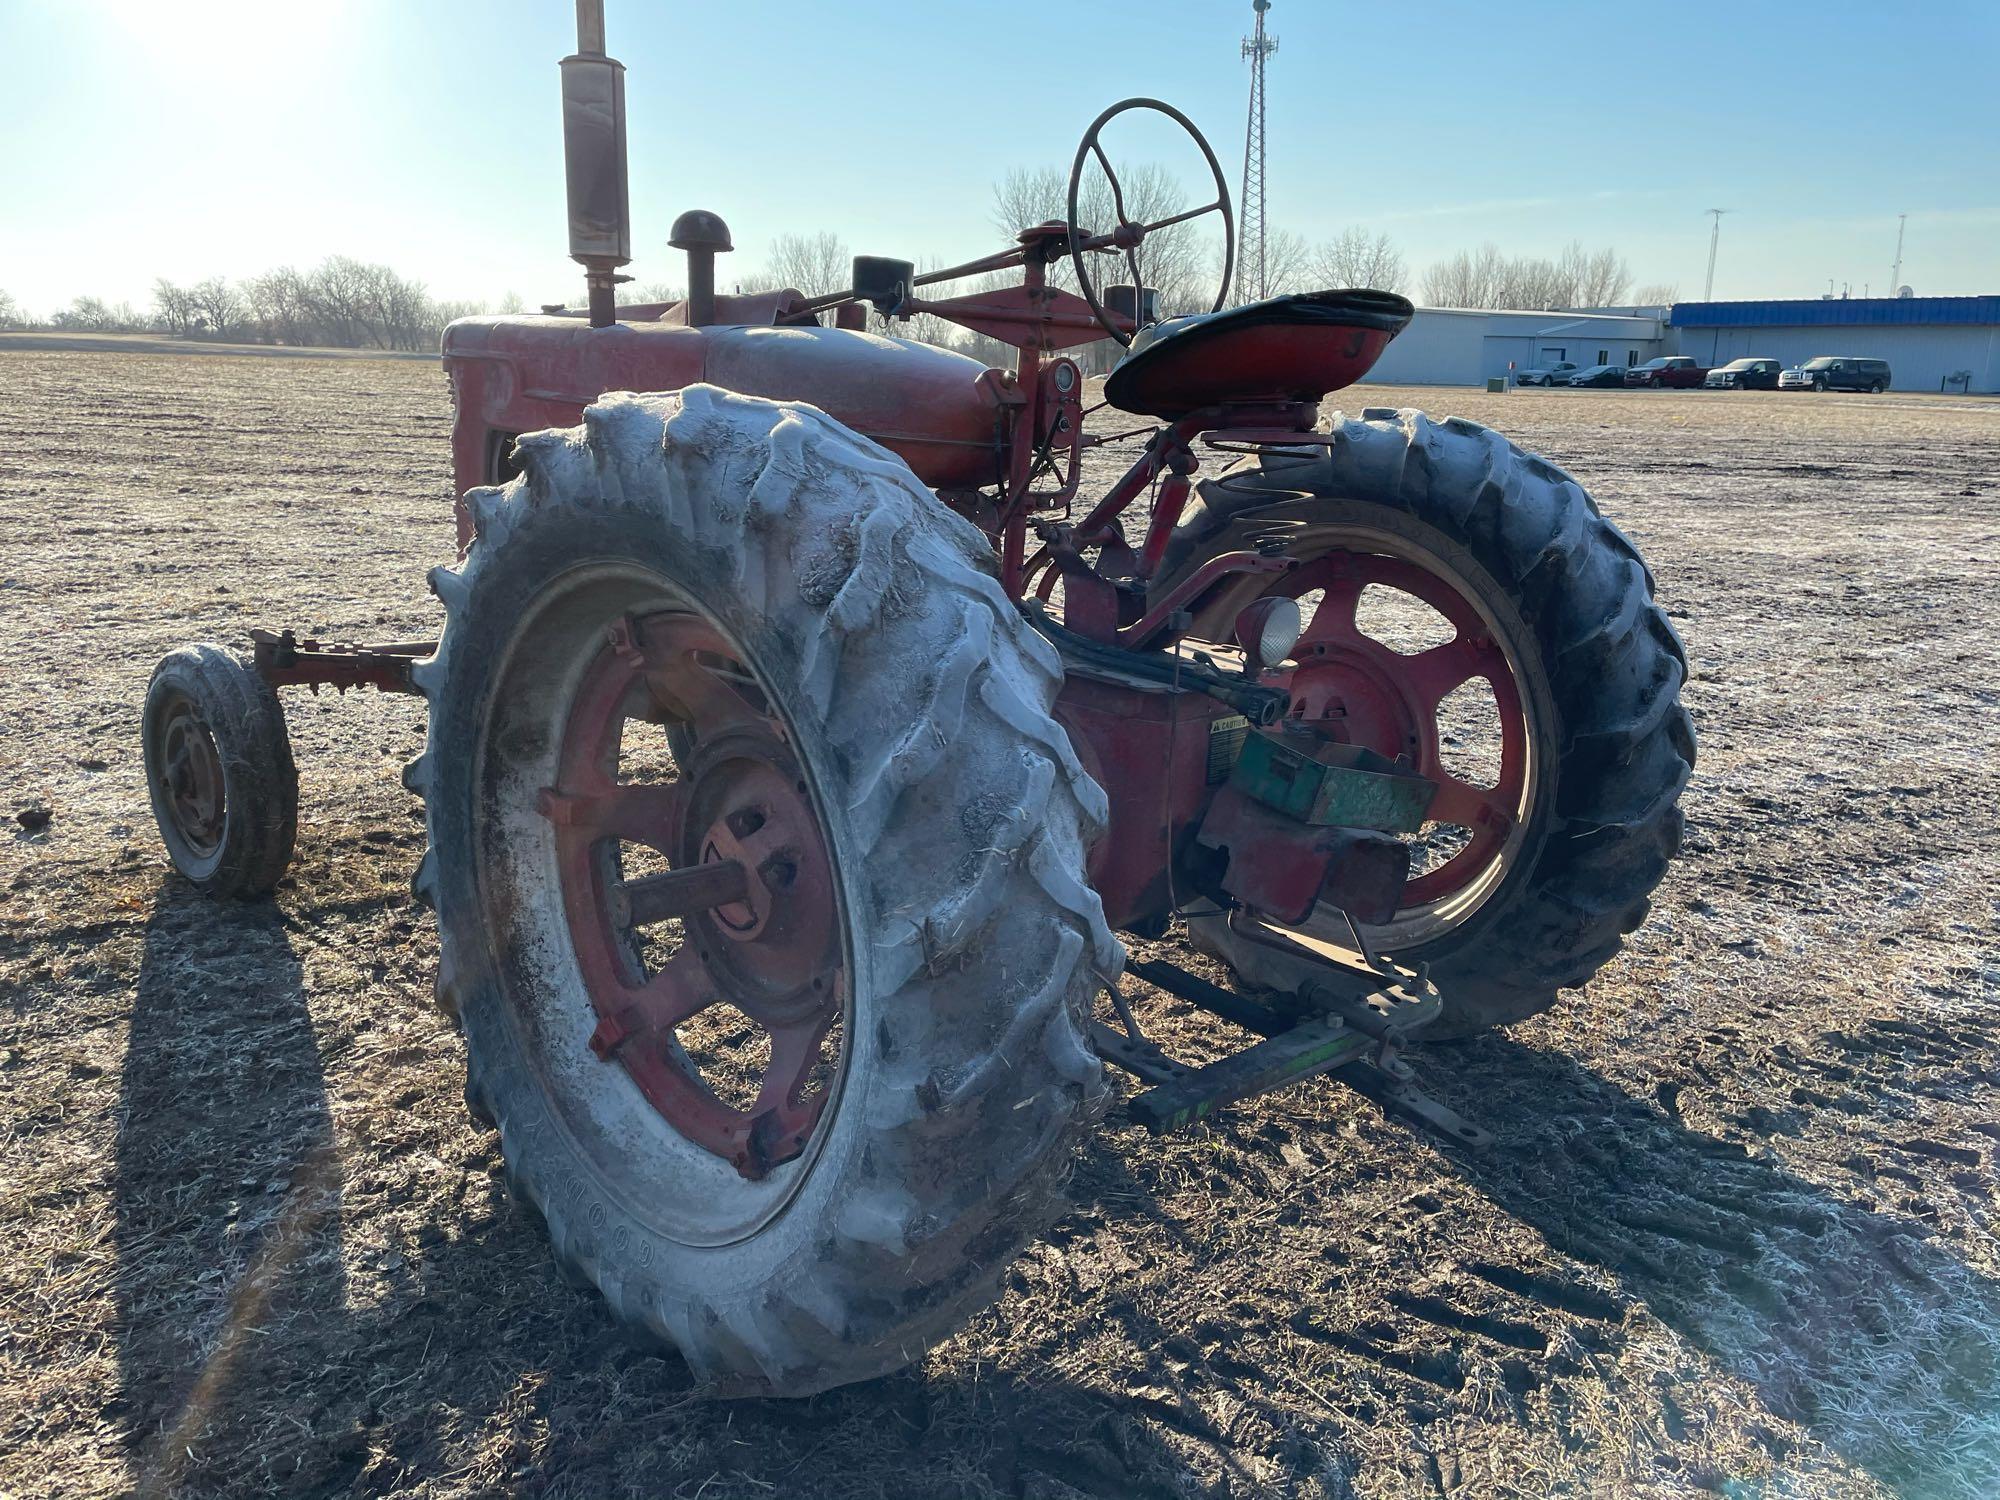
[1, 351, 1997, 1497]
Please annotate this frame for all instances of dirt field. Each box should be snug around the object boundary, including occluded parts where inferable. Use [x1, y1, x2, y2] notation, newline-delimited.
[2, 348, 1996, 1499]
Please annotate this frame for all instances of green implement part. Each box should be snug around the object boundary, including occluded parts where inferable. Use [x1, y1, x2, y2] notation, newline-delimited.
[1230, 730, 1437, 833]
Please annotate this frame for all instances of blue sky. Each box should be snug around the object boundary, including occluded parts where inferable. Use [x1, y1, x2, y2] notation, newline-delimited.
[1, 0, 1995, 314]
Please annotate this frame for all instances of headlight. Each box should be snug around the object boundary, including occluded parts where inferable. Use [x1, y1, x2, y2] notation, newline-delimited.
[1233, 597, 1304, 674]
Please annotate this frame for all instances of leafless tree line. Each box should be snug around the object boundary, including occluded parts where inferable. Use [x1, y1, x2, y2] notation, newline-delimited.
[1421, 241, 1640, 310]
[5, 292, 149, 334]
[152, 259, 484, 350]
[0, 261, 486, 349]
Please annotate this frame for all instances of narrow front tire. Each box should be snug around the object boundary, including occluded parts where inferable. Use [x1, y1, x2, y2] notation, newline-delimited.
[142, 646, 298, 898]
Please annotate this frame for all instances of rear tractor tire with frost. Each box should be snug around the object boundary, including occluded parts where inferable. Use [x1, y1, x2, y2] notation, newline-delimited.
[1168, 408, 1695, 1037]
[407, 386, 1118, 1395]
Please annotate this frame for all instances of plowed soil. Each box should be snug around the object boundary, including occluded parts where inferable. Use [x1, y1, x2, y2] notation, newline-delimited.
[2, 349, 1996, 1499]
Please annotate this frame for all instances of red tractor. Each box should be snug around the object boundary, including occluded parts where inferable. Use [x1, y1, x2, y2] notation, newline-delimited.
[141, 6, 1693, 1394]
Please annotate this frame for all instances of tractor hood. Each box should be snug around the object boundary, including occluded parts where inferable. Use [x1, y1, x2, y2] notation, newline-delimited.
[443, 315, 1005, 491]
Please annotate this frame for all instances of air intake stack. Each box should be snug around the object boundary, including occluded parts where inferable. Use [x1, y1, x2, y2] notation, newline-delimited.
[561, 0, 631, 327]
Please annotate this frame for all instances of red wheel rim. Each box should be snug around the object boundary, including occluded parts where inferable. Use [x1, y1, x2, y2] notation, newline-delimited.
[542, 611, 844, 1181]
[160, 700, 226, 858]
[1268, 546, 1532, 919]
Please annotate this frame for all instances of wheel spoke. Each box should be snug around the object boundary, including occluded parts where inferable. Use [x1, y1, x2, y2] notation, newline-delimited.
[1402, 634, 1499, 710]
[1427, 774, 1514, 834]
[754, 1009, 836, 1119]
[539, 780, 687, 849]
[647, 648, 769, 734]
[589, 947, 721, 1058]
[1142, 200, 1225, 234]
[1297, 573, 1363, 648]
[1090, 140, 1131, 229]
[619, 859, 749, 926]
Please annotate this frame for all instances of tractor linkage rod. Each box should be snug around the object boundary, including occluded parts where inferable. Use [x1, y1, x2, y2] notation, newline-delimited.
[1099, 950, 1492, 1148]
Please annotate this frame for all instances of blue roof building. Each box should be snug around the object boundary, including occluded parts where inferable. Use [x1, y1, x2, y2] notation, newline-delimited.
[1669, 296, 1999, 392]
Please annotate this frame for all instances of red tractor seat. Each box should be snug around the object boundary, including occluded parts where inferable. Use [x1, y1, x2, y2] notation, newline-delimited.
[1103, 288, 1414, 420]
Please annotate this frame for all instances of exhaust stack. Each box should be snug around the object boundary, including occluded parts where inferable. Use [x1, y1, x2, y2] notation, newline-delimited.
[561, 0, 631, 327]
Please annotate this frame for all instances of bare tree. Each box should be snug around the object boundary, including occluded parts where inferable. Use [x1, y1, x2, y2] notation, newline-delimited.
[990, 165, 1067, 241]
[1310, 228, 1406, 292]
[189, 276, 242, 338]
[1256, 228, 1312, 297]
[990, 160, 1213, 317]
[766, 233, 850, 299]
[1422, 241, 1632, 309]
[1422, 244, 1501, 307]
[0, 288, 20, 330]
[1632, 281, 1679, 307]
[1574, 246, 1632, 308]
[50, 296, 145, 333]
[244, 266, 311, 344]
[152, 278, 198, 336]
[302, 256, 372, 347]
[629, 281, 684, 304]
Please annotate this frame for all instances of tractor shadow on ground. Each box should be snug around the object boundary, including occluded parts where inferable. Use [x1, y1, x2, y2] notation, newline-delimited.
[312, 1151, 1255, 1499]
[1414, 1031, 2000, 1496]
[111, 878, 350, 1497]
[102, 875, 1258, 1498]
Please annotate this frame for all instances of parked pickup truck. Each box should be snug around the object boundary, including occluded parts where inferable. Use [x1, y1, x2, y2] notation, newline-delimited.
[1704, 357, 1784, 390]
[1624, 356, 1708, 388]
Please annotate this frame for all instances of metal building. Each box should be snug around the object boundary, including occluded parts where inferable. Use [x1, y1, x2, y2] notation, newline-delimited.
[1669, 296, 2000, 393]
[1361, 307, 1665, 386]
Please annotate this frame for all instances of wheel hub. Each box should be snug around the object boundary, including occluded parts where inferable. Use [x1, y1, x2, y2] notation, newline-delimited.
[159, 701, 226, 858]
[542, 610, 845, 1180]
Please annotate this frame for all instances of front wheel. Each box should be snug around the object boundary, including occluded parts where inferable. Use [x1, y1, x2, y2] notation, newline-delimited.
[142, 645, 297, 897]
[1163, 410, 1694, 1035]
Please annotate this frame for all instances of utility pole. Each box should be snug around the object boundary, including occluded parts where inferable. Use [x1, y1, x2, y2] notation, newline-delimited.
[1238, 1, 1277, 302]
[1890, 211, 1907, 292]
[1702, 208, 1728, 301]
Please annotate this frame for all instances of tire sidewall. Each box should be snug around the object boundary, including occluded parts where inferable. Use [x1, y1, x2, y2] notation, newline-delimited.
[428, 501, 884, 1310]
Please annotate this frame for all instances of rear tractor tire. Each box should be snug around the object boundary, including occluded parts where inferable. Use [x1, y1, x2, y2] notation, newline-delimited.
[409, 386, 1118, 1395]
[1167, 408, 1694, 1037]
[142, 645, 298, 898]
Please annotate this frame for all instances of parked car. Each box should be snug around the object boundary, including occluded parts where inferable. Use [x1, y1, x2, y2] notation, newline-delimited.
[1778, 355, 1892, 393]
[1624, 356, 1708, 388]
[1703, 357, 1783, 390]
[1565, 364, 1627, 388]
[1516, 361, 1578, 386]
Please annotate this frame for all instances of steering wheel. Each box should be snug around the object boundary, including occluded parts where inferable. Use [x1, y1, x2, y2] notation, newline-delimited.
[1066, 98, 1235, 346]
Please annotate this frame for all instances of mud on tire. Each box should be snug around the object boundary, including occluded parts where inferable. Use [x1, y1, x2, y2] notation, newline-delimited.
[1168, 408, 1695, 1036]
[407, 386, 1119, 1394]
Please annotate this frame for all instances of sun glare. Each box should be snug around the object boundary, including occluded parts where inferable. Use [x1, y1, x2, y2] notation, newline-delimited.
[93, 0, 341, 76]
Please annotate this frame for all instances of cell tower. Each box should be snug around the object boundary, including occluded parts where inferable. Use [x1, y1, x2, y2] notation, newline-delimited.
[1239, 0, 1277, 302]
